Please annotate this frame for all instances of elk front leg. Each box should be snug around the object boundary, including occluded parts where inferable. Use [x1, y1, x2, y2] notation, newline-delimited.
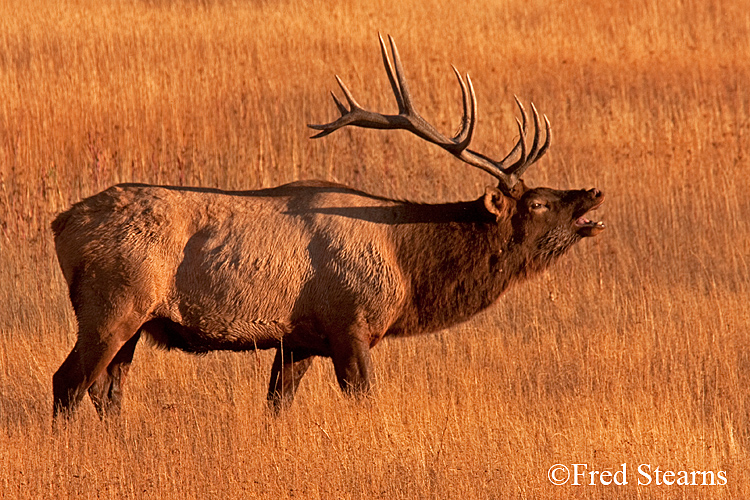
[266, 349, 313, 414]
[330, 333, 373, 396]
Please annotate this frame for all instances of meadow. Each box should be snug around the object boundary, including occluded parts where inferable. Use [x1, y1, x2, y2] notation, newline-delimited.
[1, 0, 749, 497]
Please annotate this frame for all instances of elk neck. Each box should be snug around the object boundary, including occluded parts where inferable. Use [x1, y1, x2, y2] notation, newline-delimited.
[388, 196, 530, 337]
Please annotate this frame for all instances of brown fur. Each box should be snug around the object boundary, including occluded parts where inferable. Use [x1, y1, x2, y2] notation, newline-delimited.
[51, 178, 604, 418]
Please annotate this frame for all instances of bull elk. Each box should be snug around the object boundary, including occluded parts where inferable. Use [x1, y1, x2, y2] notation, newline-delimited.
[51, 35, 605, 419]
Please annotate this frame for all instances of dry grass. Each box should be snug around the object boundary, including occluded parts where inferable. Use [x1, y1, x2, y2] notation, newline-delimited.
[1, 0, 750, 498]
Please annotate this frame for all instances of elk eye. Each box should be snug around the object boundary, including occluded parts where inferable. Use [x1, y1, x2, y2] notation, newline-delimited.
[530, 202, 547, 211]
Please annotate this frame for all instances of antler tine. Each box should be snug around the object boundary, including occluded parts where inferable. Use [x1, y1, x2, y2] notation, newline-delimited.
[515, 95, 529, 135]
[524, 103, 542, 168]
[386, 35, 414, 113]
[451, 67, 476, 149]
[537, 115, 551, 161]
[493, 97, 528, 167]
[511, 117, 528, 172]
[526, 108, 551, 165]
[378, 33, 406, 114]
[335, 75, 363, 110]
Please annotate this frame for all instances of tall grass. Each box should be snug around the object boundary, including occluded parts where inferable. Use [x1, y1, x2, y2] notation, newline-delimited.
[1, 0, 749, 498]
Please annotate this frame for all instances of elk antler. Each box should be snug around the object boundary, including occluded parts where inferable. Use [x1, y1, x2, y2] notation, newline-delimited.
[309, 34, 551, 194]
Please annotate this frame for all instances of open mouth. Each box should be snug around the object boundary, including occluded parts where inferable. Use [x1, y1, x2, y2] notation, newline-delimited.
[574, 196, 605, 237]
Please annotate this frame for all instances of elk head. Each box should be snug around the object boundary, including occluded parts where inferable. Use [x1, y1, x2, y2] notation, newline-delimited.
[309, 34, 605, 249]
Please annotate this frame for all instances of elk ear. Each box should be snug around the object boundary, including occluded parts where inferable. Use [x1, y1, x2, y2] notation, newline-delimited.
[483, 186, 515, 221]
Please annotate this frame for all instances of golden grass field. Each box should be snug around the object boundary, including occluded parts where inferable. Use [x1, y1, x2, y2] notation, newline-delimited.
[1, 0, 749, 497]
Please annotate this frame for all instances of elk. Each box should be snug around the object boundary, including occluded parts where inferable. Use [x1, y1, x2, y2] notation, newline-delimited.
[51, 35, 604, 419]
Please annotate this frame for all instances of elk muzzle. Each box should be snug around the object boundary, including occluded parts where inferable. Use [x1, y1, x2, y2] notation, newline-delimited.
[573, 189, 605, 237]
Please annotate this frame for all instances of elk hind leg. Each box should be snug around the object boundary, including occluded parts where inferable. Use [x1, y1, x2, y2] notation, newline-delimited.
[53, 314, 144, 420]
[88, 331, 141, 419]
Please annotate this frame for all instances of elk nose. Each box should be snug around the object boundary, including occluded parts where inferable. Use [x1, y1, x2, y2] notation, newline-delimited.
[588, 188, 603, 198]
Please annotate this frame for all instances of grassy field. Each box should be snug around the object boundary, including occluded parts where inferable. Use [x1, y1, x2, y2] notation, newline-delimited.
[1, 0, 749, 497]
